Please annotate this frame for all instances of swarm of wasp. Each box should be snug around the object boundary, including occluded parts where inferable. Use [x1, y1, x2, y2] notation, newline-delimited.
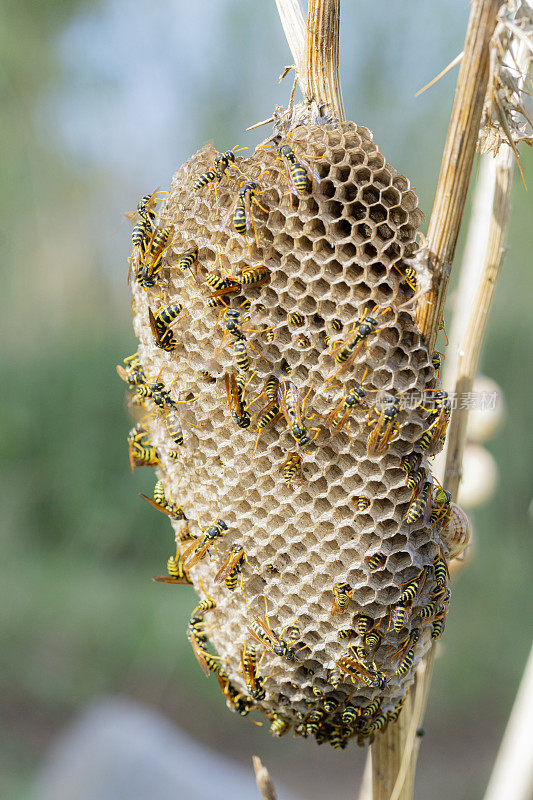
[120, 121, 470, 748]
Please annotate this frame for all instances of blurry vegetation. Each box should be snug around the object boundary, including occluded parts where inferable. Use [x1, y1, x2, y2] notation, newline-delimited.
[1, 2, 532, 799]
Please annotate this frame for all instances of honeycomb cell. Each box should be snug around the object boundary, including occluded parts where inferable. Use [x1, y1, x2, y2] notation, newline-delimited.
[126, 121, 460, 748]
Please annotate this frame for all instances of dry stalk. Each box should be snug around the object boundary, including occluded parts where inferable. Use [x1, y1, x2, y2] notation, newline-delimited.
[274, 0, 307, 95]
[483, 642, 533, 800]
[253, 756, 279, 800]
[415, 0, 502, 351]
[443, 142, 514, 497]
[305, 0, 345, 122]
[369, 1, 502, 797]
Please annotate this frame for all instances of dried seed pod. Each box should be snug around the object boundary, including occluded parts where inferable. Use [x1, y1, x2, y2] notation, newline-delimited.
[126, 121, 466, 747]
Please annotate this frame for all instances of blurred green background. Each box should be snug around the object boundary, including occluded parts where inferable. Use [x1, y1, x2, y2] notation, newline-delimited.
[1, 1, 531, 799]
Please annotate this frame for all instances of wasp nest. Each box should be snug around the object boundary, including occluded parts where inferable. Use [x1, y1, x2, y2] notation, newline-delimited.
[120, 121, 469, 748]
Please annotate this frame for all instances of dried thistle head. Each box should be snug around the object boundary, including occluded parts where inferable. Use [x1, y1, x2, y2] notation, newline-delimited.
[121, 121, 469, 748]
[479, 0, 533, 155]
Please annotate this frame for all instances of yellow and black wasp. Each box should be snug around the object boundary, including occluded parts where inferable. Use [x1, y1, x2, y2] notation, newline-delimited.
[281, 453, 303, 486]
[417, 390, 452, 451]
[153, 554, 192, 585]
[129, 441, 160, 470]
[236, 264, 271, 288]
[398, 568, 426, 605]
[432, 551, 449, 589]
[277, 379, 313, 447]
[221, 176, 269, 246]
[406, 481, 432, 525]
[182, 518, 229, 569]
[277, 142, 320, 197]
[215, 544, 247, 591]
[365, 552, 386, 571]
[337, 653, 388, 689]
[240, 642, 266, 701]
[248, 605, 305, 663]
[225, 371, 251, 429]
[137, 225, 173, 288]
[140, 479, 187, 521]
[327, 385, 367, 434]
[148, 302, 184, 351]
[269, 715, 291, 737]
[390, 602, 410, 632]
[367, 394, 402, 456]
[331, 582, 353, 615]
[289, 311, 305, 327]
[328, 310, 385, 384]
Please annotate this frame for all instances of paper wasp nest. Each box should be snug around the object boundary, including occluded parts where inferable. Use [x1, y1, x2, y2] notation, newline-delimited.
[124, 121, 468, 747]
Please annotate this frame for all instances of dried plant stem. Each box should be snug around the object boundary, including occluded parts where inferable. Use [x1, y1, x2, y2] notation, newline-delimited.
[443, 143, 514, 496]
[253, 755, 279, 800]
[416, 0, 501, 351]
[305, 0, 345, 121]
[483, 641, 533, 800]
[274, 0, 307, 95]
[370, 2, 501, 798]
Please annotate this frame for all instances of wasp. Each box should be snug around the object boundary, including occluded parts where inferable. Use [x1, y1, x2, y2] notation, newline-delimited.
[126, 421, 149, 446]
[215, 544, 247, 591]
[362, 698, 382, 718]
[240, 643, 266, 701]
[433, 551, 449, 588]
[194, 146, 244, 190]
[333, 314, 379, 368]
[153, 554, 192, 585]
[331, 582, 353, 615]
[365, 552, 386, 571]
[337, 654, 388, 689]
[269, 715, 291, 737]
[395, 631, 419, 676]
[182, 518, 229, 569]
[137, 225, 173, 288]
[356, 615, 374, 636]
[205, 271, 239, 303]
[294, 722, 309, 738]
[329, 724, 350, 750]
[418, 390, 452, 450]
[296, 333, 311, 348]
[327, 385, 367, 434]
[129, 441, 160, 470]
[390, 602, 410, 632]
[406, 467, 425, 491]
[430, 487, 452, 530]
[278, 143, 320, 196]
[352, 644, 370, 662]
[355, 496, 371, 512]
[406, 481, 432, 525]
[342, 704, 361, 727]
[418, 587, 449, 621]
[264, 327, 275, 343]
[116, 354, 147, 390]
[187, 592, 220, 677]
[398, 568, 426, 604]
[322, 696, 340, 714]
[363, 629, 382, 650]
[432, 351, 442, 375]
[305, 709, 325, 737]
[225, 372, 251, 429]
[367, 394, 401, 456]
[148, 304, 184, 351]
[278, 380, 312, 447]
[248, 611, 303, 663]
[218, 673, 254, 716]
[232, 338, 249, 373]
[388, 697, 406, 724]
[289, 311, 305, 327]
[431, 612, 446, 639]
[327, 668, 342, 689]
[367, 713, 388, 733]
[140, 480, 187, 521]
[237, 264, 271, 288]
[126, 189, 160, 280]
[338, 628, 355, 641]
[200, 370, 216, 383]
[400, 452, 420, 476]
[280, 453, 303, 487]
[221, 178, 269, 244]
